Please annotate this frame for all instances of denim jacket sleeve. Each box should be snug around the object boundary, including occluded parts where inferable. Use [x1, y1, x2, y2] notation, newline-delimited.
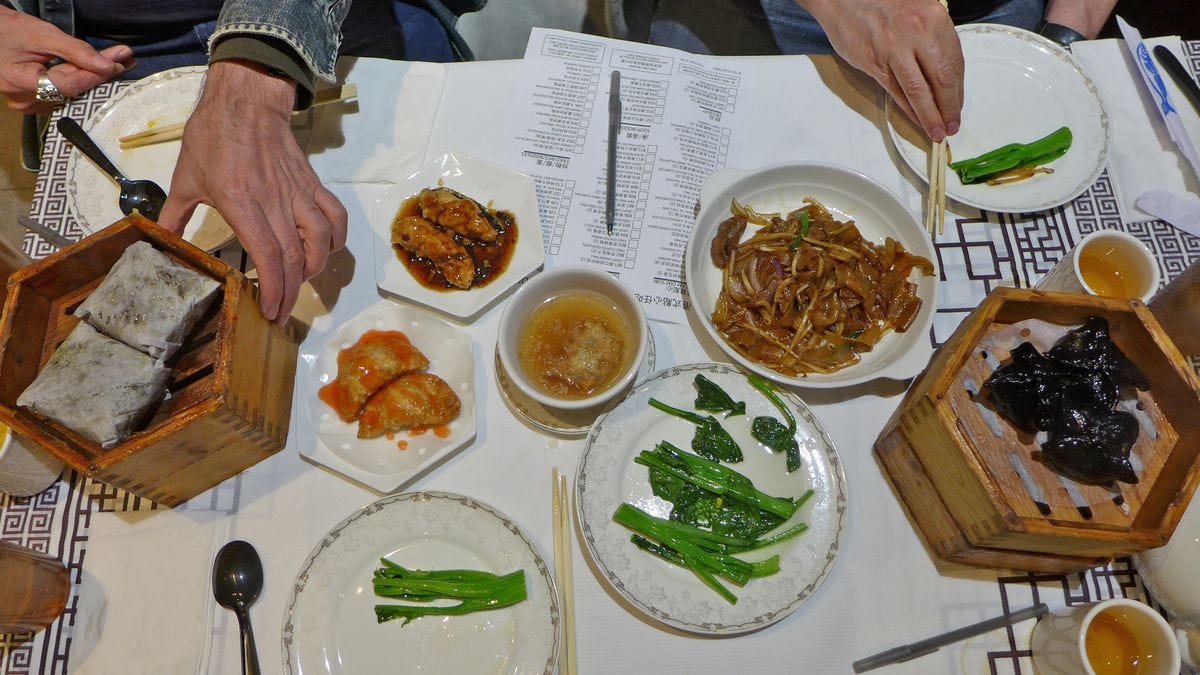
[211, 0, 351, 83]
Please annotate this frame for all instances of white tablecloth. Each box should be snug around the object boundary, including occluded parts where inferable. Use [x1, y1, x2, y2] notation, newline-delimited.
[7, 40, 1199, 675]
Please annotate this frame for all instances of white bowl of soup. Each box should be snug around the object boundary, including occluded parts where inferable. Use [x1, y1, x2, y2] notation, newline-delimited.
[498, 266, 647, 410]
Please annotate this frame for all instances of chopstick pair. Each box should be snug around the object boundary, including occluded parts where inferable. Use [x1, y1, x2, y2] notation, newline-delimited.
[924, 0, 950, 238]
[926, 138, 947, 236]
[551, 468, 578, 675]
[117, 83, 358, 150]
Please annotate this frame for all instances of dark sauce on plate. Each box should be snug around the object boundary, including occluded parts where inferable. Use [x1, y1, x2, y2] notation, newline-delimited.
[392, 195, 519, 291]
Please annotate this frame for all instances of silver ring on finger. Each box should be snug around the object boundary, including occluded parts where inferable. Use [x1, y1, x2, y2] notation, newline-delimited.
[35, 73, 66, 104]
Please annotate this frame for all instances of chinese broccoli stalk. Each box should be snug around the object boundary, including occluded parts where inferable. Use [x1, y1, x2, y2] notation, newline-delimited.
[648, 397, 743, 462]
[635, 441, 798, 519]
[372, 559, 527, 625]
[613, 503, 786, 604]
[949, 126, 1073, 185]
[746, 373, 802, 472]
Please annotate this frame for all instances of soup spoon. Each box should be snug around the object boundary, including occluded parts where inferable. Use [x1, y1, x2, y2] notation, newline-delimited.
[213, 540, 263, 675]
[56, 116, 167, 222]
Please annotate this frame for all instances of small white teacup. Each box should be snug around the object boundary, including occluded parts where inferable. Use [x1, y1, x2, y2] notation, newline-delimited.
[0, 423, 65, 498]
[1031, 598, 1180, 675]
[1036, 230, 1160, 303]
[498, 266, 647, 411]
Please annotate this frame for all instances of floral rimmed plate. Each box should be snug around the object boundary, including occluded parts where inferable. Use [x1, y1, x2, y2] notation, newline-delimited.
[575, 363, 848, 635]
[283, 491, 559, 674]
[887, 24, 1110, 213]
[65, 66, 235, 251]
[296, 298, 476, 492]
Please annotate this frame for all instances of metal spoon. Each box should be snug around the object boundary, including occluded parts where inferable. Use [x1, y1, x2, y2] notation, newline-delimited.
[55, 116, 167, 221]
[212, 540, 263, 675]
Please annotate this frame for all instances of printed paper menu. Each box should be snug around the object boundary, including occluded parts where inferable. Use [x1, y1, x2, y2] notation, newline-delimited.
[507, 29, 750, 322]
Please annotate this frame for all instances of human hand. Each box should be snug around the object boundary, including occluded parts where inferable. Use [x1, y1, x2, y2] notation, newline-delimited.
[158, 60, 348, 324]
[803, 0, 963, 141]
[0, 6, 133, 114]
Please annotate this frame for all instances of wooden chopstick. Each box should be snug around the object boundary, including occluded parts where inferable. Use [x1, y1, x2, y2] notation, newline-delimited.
[551, 468, 577, 675]
[117, 83, 358, 150]
[926, 137, 949, 236]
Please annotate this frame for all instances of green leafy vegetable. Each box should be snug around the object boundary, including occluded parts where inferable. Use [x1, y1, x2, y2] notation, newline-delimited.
[747, 373, 801, 472]
[648, 397, 743, 462]
[949, 126, 1073, 185]
[372, 559, 528, 625]
[638, 441, 797, 520]
[617, 442, 817, 603]
[693, 374, 745, 418]
[614, 503, 788, 603]
[787, 212, 812, 249]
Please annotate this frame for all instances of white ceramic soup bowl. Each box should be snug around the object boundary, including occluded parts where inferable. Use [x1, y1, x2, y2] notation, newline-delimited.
[498, 266, 647, 410]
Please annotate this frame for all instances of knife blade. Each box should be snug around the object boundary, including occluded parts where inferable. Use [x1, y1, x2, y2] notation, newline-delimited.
[16, 214, 74, 249]
[1152, 45, 1200, 119]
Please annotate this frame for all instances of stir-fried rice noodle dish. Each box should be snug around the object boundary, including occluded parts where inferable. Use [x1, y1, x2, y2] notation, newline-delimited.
[709, 198, 935, 376]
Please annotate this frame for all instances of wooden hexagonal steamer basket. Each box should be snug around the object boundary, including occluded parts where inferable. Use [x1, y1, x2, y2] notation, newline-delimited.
[875, 286, 1200, 573]
[0, 214, 299, 507]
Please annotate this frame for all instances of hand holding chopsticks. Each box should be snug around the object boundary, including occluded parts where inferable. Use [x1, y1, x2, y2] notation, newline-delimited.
[117, 83, 357, 150]
[551, 468, 577, 675]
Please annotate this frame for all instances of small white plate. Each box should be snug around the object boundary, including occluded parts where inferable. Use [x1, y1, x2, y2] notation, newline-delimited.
[65, 66, 235, 251]
[576, 363, 848, 635]
[297, 299, 476, 492]
[887, 24, 1110, 213]
[686, 162, 939, 388]
[372, 153, 546, 320]
[283, 491, 559, 675]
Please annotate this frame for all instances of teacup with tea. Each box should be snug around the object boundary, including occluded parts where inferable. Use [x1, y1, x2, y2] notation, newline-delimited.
[1031, 598, 1180, 675]
[1036, 230, 1161, 303]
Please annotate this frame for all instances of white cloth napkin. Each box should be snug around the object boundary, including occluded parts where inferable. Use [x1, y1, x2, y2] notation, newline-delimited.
[72, 508, 225, 674]
[1073, 38, 1200, 223]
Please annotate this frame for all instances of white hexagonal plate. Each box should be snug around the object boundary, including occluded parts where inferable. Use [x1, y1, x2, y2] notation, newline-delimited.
[372, 152, 545, 320]
[296, 299, 476, 492]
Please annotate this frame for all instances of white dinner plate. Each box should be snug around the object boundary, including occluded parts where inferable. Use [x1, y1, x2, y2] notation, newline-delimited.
[686, 162, 939, 388]
[887, 24, 1110, 213]
[297, 299, 476, 492]
[372, 152, 546, 320]
[283, 491, 559, 675]
[576, 363, 848, 635]
[64, 66, 235, 251]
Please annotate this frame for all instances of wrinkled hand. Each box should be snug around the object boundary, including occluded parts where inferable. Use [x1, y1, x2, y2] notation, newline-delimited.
[0, 6, 133, 114]
[158, 60, 348, 324]
[806, 0, 963, 141]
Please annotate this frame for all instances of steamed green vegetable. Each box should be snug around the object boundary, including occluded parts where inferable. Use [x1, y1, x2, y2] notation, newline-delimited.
[747, 373, 801, 472]
[693, 374, 745, 418]
[649, 397, 743, 462]
[638, 441, 797, 522]
[949, 126, 1073, 185]
[617, 440, 815, 603]
[372, 559, 527, 625]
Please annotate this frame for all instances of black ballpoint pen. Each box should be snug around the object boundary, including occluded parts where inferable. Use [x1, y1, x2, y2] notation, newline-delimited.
[606, 70, 622, 235]
[1153, 45, 1200, 118]
[852, 603, 1049, 673]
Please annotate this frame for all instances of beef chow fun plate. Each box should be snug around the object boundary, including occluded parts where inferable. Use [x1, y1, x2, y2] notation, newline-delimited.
[685, 162, 940, 388]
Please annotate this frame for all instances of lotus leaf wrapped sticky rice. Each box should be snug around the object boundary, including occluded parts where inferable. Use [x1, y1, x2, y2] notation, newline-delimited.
[16, 322, 170, 447]
[75, 241, 221, 360]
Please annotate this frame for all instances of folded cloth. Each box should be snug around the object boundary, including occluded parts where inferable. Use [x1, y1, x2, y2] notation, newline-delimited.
[1073, 38, 1200, 223]
[72, 508, 223, 674]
